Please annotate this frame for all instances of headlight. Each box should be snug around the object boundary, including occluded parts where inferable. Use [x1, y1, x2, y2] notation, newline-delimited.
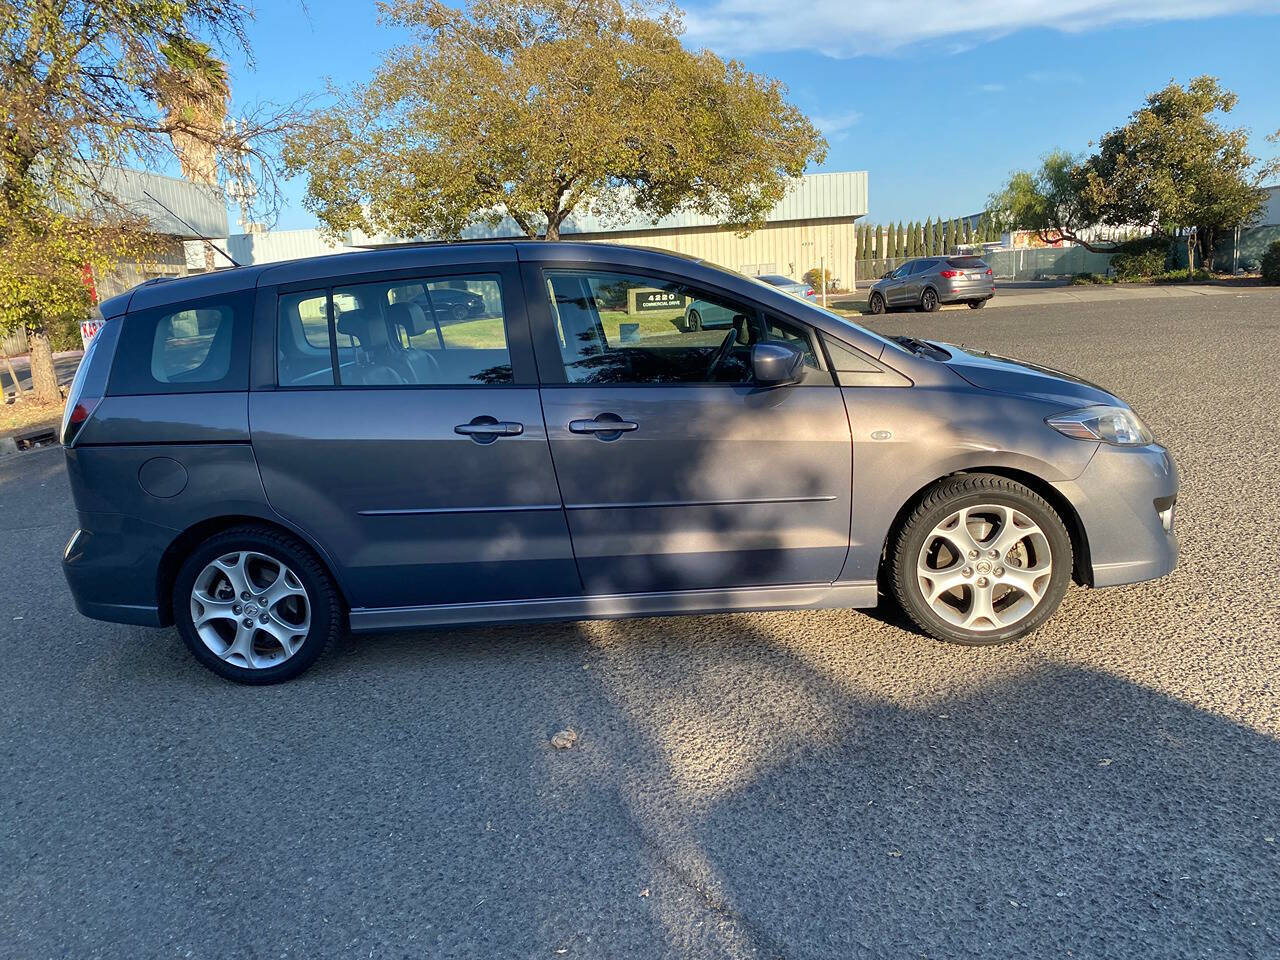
[1046, 405, 1154, 446]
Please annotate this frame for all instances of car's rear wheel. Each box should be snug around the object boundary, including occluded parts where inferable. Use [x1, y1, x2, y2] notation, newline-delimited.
[921, 287, 940, 312]
[868, 292, 885, 315]
[889, 475, 1072, 646]
[968, 299, 986, 309]
[686, 309, 702, 332]
[173, 525, 342, 684]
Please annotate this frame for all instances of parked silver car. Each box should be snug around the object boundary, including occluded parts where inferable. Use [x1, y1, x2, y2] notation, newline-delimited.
[757, 273, 818, 300]
[868, 256, 995, 314]
[61, 241, 1176, 684]
[684, 274, 814, 331]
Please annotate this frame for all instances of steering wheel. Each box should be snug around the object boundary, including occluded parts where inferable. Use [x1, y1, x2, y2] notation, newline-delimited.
[704, 327, 740, 382]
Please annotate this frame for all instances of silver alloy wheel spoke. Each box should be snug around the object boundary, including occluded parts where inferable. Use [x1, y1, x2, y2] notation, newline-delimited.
[190, 551, 311, 670]
[916, 503, 1053, 632]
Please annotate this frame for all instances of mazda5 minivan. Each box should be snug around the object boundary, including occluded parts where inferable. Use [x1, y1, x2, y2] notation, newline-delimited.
[61, 242, 1178, 683]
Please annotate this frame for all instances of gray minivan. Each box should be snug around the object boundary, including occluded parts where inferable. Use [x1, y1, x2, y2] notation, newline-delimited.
[61, 242, 1178, 683]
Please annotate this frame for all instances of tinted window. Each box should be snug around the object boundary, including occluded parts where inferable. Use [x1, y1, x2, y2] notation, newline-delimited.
[109, 291, 251, 396]
[545, 269, 758, 385]
[764, 315, 826, 375]
[822, 335, 881, 373]
[276, 274, 513, 387]
[946, 256, 988, 269]
[910, 260, 936, 275]
[758, 274, 793, 286]
[277, 291, 334, 387]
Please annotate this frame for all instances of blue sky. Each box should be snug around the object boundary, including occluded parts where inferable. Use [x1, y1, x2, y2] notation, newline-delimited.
[225, 1, 1280, 230]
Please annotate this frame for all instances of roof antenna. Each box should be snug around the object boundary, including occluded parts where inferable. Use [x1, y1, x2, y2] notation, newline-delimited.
[141, 189, 242, 268]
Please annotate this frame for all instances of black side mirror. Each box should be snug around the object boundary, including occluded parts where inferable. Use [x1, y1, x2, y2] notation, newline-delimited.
[751, 340, 805, 387]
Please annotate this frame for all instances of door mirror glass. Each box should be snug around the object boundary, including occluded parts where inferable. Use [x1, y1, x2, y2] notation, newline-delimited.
[751, 340, 806, 387]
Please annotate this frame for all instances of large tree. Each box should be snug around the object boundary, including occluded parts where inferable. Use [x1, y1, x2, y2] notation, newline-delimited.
[286, 0, 826, 242]
[0, 1, 295, 403]
[990, 77, 1278, 270]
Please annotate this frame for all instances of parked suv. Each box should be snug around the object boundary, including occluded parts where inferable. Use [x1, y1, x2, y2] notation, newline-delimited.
[868, 256, 995, 314]
[61, 242, 1177, 683]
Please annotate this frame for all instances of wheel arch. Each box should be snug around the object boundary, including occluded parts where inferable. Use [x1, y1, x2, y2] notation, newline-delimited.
[879, 466, 1092, 587]
[155, 513, 350, 626]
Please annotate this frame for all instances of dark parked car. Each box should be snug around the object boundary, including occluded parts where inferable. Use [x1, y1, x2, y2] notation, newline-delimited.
[61, 242, 1177, 683]
[868, 256, 995, 314]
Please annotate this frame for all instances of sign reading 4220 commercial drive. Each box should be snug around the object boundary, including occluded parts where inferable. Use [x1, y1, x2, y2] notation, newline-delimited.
[631, 288, 686, 313]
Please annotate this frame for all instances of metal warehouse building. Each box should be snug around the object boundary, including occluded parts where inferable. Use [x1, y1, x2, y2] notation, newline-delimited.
[226, 171, 869, 288]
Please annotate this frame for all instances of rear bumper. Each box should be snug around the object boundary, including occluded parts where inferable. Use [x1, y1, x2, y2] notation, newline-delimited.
[1051, 443, 1179, 588]
[62, 514, 173, 627]
[938, 282, 996, 303]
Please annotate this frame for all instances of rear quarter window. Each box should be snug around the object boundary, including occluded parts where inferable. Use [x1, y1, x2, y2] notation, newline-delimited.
[108, 290, 253, 396]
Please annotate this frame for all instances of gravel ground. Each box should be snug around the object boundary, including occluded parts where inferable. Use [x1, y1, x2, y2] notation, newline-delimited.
[2, 291, 1278, 959]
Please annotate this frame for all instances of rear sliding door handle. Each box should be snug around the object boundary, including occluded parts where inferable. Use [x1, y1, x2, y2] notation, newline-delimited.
[455, 416, 523, 444]
[569, 414, 638, 440]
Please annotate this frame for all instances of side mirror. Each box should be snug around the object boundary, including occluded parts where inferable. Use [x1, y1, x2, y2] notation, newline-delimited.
[751, 340, 806, 387]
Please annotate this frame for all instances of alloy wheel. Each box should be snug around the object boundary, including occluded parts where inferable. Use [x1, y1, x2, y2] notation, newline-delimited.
[915, 504, 1053, 631]
[189, 551, 312, 669]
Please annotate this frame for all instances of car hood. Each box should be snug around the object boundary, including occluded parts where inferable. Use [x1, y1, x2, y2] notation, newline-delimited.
[932, 341, 1121, 408]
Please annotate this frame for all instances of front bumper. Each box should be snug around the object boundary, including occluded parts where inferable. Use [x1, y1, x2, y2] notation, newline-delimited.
[1051, 443, 1179, 588]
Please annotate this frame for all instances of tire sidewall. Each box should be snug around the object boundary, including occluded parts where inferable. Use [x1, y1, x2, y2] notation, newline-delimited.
[921, 288, 939, 312]
[869, 293, 885, 314]
[687, 310, 701, 331]
[894, 485, 1072, 646]
[172, 528, 338, 684]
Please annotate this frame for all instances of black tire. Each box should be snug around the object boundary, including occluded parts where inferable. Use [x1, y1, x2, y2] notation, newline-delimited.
[172, 525, 342, 684]
[920, 287, 940, 312]
[867, 292, 885, 315]
[968, 299, 986, 309]
[888, 474, 1072, 647]
[686, 309, 702, 332]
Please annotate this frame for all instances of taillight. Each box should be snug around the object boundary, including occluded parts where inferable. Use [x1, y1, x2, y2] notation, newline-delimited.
[805, 289, 815, 297]
[61, 397, 100, 446]
[939, 269, 960, 278]
[985, 268, 993, 275]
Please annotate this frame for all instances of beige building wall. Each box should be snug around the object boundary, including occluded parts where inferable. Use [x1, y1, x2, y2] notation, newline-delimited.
[571, 216, 861, 291]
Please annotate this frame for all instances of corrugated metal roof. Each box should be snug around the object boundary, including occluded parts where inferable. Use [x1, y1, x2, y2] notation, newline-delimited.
[348, 170, 868, 245]
[94, 167, 229, 240]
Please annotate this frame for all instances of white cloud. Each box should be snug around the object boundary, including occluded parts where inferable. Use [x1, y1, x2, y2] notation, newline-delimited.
[812, 109, 862, 141]
[683, 0, 1280, 57]
[979, 82, 1006, 93]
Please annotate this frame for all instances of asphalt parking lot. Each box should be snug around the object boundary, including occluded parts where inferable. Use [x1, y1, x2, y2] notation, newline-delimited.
[2, 290, 1278, 959]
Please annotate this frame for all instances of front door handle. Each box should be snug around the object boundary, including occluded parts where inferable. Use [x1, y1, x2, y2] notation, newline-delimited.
[455, 416, 523, 444]
[569, 413, 639, 439]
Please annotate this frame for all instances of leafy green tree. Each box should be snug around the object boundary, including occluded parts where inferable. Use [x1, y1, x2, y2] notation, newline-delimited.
[990, 77, 1279, 271]
[874, 224, 884, 264]
[963, 219, 973, 247]
[287, 0, 826, 243]
[922, 218, 933, 255]
[908, 221, 919, 257]
[895, 220, 905, 258]
[941, 219, 951, 253]
[0, 0, 293, 403]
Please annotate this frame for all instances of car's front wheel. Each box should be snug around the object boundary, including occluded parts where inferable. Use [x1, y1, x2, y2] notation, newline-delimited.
[920, 287, 940, 312]
[889, 475, 1072, 646]
[685, 309, 702, 332]
[173, 525, 342, 684]
[868, 292, 885, 315]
